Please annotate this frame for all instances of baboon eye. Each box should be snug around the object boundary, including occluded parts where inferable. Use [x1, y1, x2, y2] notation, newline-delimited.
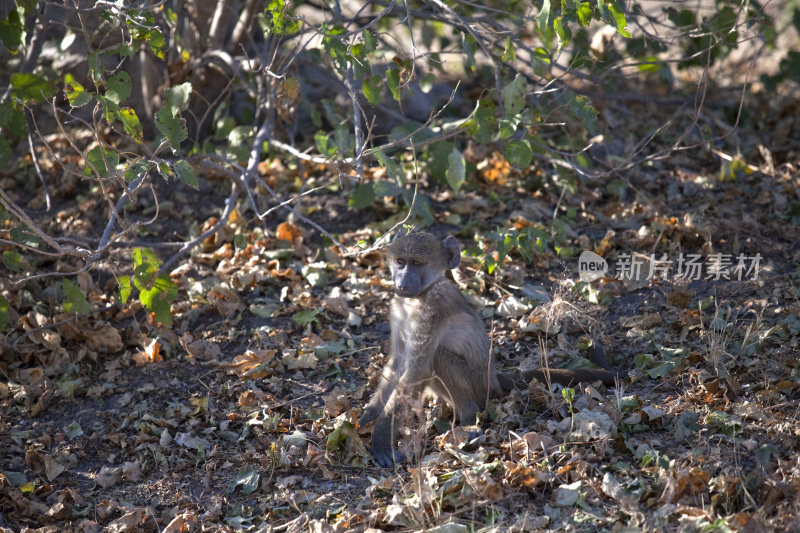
[410, 259, 421, 266]
[395, 258, 406, 266]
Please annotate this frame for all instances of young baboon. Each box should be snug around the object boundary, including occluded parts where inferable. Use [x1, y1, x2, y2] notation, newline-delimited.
[359, 231, 616, 467]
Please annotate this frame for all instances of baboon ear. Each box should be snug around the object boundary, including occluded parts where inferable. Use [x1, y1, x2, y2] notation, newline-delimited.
[442, 235, 461, 269]
[392, 227, 411, 243]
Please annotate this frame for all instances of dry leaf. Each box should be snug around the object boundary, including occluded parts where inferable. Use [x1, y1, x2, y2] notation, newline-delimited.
[133, 338, 162, 366]
[42, 454, 67, 481]
[122, 462, 142, 482]
[283, 351, 317, 370]
[276, 221, 303, 243]
[85, 324, 123, 353]
[95, 466, 123, 489]
[226, 349, 276, 378]
[163, 511, 199, 533]
[184, 339, 222, 361]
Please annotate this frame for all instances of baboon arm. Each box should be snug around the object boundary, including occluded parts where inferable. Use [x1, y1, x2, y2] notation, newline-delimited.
[437, 314, 490, 362]
[364, 362, 433, 467]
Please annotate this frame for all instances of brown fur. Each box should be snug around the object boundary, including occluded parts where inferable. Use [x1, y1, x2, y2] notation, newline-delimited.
[360, 231, 616, 466]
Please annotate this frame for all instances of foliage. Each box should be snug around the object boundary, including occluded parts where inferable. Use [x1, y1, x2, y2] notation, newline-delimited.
[0, 0, 799, 530]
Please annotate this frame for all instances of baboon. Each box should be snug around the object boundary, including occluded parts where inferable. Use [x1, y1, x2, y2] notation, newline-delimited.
[359, 231, 616, 467]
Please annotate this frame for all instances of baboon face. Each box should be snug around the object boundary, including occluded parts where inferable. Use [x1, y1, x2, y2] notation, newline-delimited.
[388, 233, 461, 298]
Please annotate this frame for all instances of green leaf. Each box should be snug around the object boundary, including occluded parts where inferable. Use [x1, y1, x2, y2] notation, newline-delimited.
[314, 131, 335, 157]
[445, 148, 465, 192]
[333, 125, 355, 157]
[0, 294, 8, 331]
[110, 42, 135, 59]
[117, 107, 143, 143]
[174, 160, 198, 189]
[326, 421, 356, 452]
[0, 10, 24, 52]
[363, 29, 377, 52]
[362, 76, 382, 106]
[157, 161, 174, 180]
[108, 71, 132, 102]
[554, 17, 572, 49]
[373, 180, 401, 197]
[227, 469, 260, 495]
[470, 98, 497, 143]
[604, 0, 631, 37]
[427, 142, 453, 184]
[119, 275, 132, 304]
[502, 74, 527, 117]
[531, 47, 551, 77]
[536, 0, 551, 34]
[419, 72, 435, 93]
[293, 308, 321, 326]
[96, 94, 118, 123]
[85, 146, 120, 179]
[505, 139, 533, 168]
[2, 250, 21, 271]
[163, 83, 192, 115]
[62, 279, 91, 315]
[498, 117, 520, 140]
[374, 149, 404, 186]
[576, 2, 593, 26]
[234, 234, 247, 250]
[124, 159, 148, 182]
[155, 109, 188, 149]
[132, 248, 161, 288]
[386, 68, 400, 102]
[0, 137, 10, 168]
[88, 51, 103, 82]
[348, 182, 375, 209]
[501, 36, 516, 62]
[139, 274, 177, 327]
[65, 422, 83, 439]
[10, 226, 38, 248]
[148, 29, 166, 59]
[605, 178, 628, 199]
[0, 101, 12, 127]
[266, 0, 288, 35]
[64, 75, 92, 107]
[11, 73, 55, 103]
[568, 94, 598, 125]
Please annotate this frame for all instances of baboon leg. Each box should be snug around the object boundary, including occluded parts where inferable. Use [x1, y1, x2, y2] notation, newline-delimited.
[432, 348, 485, 425]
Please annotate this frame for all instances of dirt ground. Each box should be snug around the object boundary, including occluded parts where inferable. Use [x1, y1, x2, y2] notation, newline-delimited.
[2, 76, 800, 532]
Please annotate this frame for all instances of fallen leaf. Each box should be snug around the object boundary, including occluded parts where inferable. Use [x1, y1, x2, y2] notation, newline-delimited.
[323, 387, 350, 416]
[276, 221, 303, 243]
[42, 454, 67, 481]
[283, 350, 317, 370]
[184, 339, 222, 361]
[95, 466, 123, 489]
[84, 324, 123, 353]
[163, 511, 199, 533]
[133, 338, 162, 366]
[174, 433, 210, 451]
[122, 462, 142, 482]
[554, 480, 582, 506]
[225, 349, 276, 378]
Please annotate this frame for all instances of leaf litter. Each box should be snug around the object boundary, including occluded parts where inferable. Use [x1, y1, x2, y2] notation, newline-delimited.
[2, 101, 800, 533]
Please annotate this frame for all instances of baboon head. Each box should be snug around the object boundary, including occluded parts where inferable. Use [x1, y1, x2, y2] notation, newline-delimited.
[388, 232, 461, 298]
